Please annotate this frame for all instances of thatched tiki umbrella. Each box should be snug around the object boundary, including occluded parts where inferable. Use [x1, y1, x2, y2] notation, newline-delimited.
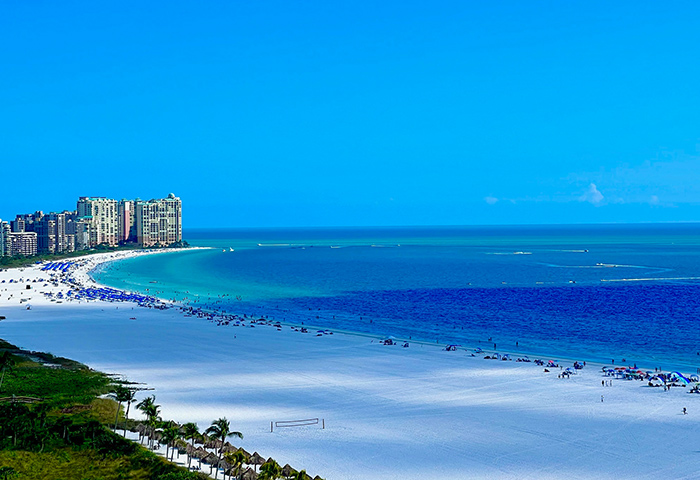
[202, 452, 218, 475]
[281, 464, 297, 478]
[134, 423, 146, 443]
[240, 468, 259, 480]
[194, 447, 208, 469]
[223, 442, 237, 453]
[236, 447, 251, 463]
[216, 458, 230, 479]
[185, 443, 196, 456]
[248, 452, 265, 471]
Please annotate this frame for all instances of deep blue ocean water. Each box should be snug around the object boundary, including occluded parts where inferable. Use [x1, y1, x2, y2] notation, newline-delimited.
[92, 225, 700, 370]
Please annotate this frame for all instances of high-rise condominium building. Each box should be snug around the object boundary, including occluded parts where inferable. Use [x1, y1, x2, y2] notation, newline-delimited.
[0, 220, 8, 256]
[77, 197, 119, 247]
[135, 193, 182, 247]
[118, 199, 136, 243]
[6, 232, 38, 256]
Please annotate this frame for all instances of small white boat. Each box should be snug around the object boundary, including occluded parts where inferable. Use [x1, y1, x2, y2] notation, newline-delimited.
[229, 248, 234, 252]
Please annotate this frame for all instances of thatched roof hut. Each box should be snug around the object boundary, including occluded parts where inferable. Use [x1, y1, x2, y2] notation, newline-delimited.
[193, 447, 208, 459]
[248, 452, 265, 466]
[223, 442, 238, 453]
[206, 439, 224, 449]
[240, 468, 259, 480]
[236, 447, 251, 461]
[225, 466, 242, 477]
[281, 464, 297, 477]
[202, 452, 218, 464]
[134, 424, 146, 433]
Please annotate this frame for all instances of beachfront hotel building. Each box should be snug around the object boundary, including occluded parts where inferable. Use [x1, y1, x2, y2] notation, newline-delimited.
[0, 221, 8, 256]
[118, 199, 136, 243]
[1, 194, 183, 256]
[5, 232, 38, 257]
[135, 193, 182, 247]
[77, 197, 119, 247]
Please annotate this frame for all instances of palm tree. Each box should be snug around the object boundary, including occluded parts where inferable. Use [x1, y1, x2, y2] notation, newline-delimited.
[224, 450, 246, 480]
[136, 395, 155, 443]
[160, 421, 181, 462]
[109, 384, 132, 431]
[182, 422, 200, 470]
[121, 387, 137, 437]
[204, 417, 243, 480]
[259, 459, 283, 480]
[0, 351, 16, 392]
[292, 470, 310, 480]
[136, 395, 160, 448]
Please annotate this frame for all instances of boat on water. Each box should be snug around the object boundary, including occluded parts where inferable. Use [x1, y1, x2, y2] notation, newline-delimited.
[229, 247, 234, 252]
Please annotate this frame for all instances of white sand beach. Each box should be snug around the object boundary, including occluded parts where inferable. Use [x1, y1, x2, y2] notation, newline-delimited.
[1, 251, 699, 479]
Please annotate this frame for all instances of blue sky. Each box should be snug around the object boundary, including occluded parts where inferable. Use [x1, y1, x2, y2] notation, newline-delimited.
[1, 1, 699, 227]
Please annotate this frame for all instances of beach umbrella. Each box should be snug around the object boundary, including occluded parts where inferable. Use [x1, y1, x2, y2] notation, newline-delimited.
[237, 447, 251, 461]
[219, 459, 231, 471]
[194, 447, 209, 458]
[240, 468, 259, 480]
[249, 452, 265, 469]
[223, 442, 238, 453]
[281, 464, 297, 477]
[203, 452, 218, 464]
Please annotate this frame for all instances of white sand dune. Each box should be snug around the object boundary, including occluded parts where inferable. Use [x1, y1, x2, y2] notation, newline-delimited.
[1, 253, 698, 479]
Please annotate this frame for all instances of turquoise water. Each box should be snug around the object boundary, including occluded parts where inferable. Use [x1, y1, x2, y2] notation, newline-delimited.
[93, 225, 700, 371]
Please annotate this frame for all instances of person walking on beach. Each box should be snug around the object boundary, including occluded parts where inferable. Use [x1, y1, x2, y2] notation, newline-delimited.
[601, 395, 604, 403]
[683, 407, 687, 415]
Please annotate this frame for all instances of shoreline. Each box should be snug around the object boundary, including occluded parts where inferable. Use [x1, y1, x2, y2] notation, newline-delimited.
[5, 246, 698, 387]
[88, 249, 700, 375]
[1, 250, 700, 479]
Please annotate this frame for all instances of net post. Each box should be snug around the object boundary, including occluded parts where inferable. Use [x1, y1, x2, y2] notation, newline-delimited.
[271, 421, 273, 433]
[322, 418, 325, 429]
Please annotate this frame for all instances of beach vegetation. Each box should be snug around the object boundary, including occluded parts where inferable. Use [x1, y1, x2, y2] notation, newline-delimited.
[182, 422, 201, 469]
[204, 417, 243, 479]
[259, 459, 283, 480]
[0, 340, 322, 479]
[0, 339, 207, 480]
[0, 239, 190, 269]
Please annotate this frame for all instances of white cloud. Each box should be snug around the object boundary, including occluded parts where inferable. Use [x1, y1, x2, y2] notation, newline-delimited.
[484, 196, 499, 205]
[567, 151, 700, 205]
[579, 183, 604, 204]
